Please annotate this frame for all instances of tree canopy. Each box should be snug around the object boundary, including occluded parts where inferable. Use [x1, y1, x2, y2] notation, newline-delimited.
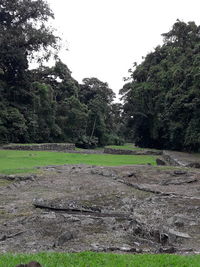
[120, 20, 200, 151]
[2, 2, 200, 152]
[0, 0, 122, 147]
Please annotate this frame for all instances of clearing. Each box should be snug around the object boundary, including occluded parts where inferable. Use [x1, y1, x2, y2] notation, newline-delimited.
[0, 147, 200, 255]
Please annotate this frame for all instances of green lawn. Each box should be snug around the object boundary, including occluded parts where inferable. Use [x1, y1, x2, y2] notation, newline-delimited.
[0, 150, 156, 174]
[1, 252, 200, 267]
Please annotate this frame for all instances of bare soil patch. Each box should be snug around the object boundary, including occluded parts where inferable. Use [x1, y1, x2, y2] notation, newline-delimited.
[0, 164, 200, 254]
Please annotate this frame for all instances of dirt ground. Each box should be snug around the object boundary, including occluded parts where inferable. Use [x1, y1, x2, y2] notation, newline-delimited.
[0, 162, 200, 254]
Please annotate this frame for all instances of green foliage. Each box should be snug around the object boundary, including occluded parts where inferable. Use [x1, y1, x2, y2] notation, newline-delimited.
[1, 252, 200, 267]
[0, 0, 120, 146]
[0, 105, 27, 142]
[0, 0, 60, 144]
[0, 150, 156, 174]
[102, 133, 125, 146]
[58, 96, 88, 141]
[75, 135, 98, 149]
[121, 20, 200, 151]
[79, 77, 117, 147]
[0, 0, 59, 83]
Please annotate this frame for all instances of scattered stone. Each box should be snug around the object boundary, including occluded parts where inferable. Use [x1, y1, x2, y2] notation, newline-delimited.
[1, 163, 200, 254]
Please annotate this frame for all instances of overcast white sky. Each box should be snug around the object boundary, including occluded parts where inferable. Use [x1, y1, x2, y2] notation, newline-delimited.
[47, 0, 200, 97]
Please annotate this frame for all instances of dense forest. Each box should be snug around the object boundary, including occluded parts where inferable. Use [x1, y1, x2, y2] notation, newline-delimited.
[1, 0, 200, 152]
[121, 20, 200, 152]
[0, 0, 123, 148]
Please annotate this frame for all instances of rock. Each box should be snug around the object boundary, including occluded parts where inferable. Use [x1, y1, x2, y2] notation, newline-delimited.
[56, 232, 74, 246]
[150, 229, 169, 245]
[120, 245, 137, 252]
[156, 158, 167, 166]
[6, 175, 16, 180]
[90, 243, 104, 252]
[102, 246, 137, 252]
[2, 143, 75, 152]
[161, 177, 197, 186]
[1, 175, 36, 181]
[188, 162, 200, 168]
[104, 148, 162, 156]
[160, 233, 169, 245]
[167, 215, 191, 228]
[173, 170, 187, 175]
[121, 171, 136, 178]
[0, 235, 6, 241]
[166, 228, 191, 241]
[15, 261, 42, 267]
[158, 246, 176, 253]
[91, 168, 117, 178]
[174, 220, 184, 228]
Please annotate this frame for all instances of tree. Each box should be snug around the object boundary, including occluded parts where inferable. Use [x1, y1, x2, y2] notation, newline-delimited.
[32, 60, 80, 102]
[57, 96, 88, 142]
[121, 20, 200, 151]
[0, 105, 27, 143]
[80, 78, 116, 147]
[0, 0, 59, 84]
[0, 0, 60, 143]
[0, 0, 122, 146]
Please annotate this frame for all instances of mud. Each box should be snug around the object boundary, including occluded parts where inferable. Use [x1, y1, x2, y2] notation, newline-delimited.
[0, 164, 200, 254]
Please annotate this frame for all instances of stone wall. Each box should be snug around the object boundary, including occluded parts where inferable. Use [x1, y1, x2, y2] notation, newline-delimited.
[163, 150, 200, 168]
[104, 148, 162, 156]
[2, 143, 75, 151]
[162, 151, 182, 166]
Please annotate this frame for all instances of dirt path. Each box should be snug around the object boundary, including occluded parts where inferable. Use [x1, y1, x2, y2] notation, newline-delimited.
[0, 164, 200, 254]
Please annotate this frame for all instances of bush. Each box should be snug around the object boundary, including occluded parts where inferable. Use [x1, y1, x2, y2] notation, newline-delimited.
[75, 135, 98, 149]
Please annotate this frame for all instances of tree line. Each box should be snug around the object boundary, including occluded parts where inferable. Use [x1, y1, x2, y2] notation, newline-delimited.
[0, 0, 123, 147]
[121, 20, 200, 152]
[1, 0, 200, 152]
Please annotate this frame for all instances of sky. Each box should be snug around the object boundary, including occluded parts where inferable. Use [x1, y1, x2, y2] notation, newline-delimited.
[47, 0, 200, 98]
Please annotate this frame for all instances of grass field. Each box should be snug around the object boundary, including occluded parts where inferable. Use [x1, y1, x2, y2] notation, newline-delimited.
[1, 252, 200, 267]
[0, 150, 156, 174]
